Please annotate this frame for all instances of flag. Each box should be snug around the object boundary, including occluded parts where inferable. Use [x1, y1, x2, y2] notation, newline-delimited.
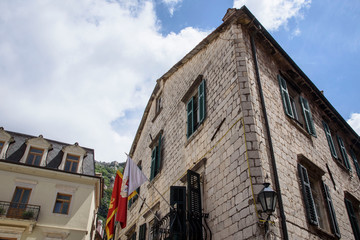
[116, 155, 148, 228]
[105, 170, 123, 240]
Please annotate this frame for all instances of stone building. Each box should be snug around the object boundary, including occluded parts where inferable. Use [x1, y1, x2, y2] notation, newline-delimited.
[116, 6, 360, 240]
[0, 128, 103, 240]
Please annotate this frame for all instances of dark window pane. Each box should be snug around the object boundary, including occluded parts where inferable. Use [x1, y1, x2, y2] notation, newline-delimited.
[31, 148, 43, 154]
[58, 195, 71, 200]
[21, 189, 31, 204]
[67, 155, 79, 160]
[71, 162, 78, 172]
[54, 202, 61, 213]
[64, 161, 71, 171]
[34, 155, 41, 165]
[62, 202, 69, 214]
[12, 189, 22, 203]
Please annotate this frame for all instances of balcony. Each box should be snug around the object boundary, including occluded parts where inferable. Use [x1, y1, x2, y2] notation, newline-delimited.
[0, 201, 40, 232]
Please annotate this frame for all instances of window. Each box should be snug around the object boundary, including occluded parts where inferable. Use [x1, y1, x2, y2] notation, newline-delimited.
[26, 147, 44, 166]
[298, 163, 340, 237]
[139, 223, 147, 240]
[64, 154, 80, 173]
[0, 141, 4, 153]
[323, 121, 352, 171]
[156, 95, 162, 114]
[150, 132, 162, 181]
[128, 232, 136, 240]
[322, 121, 338, 159]
[170, 186, 186, 239]
[337, 135, 352, 170]
[345, 196, 360, 239]
[149, 219, 159, 240]
[187, 79, 206, 138]
[53, 193, 72, 214]
[8, 187, 32, 219]
[350, 150, 360, 180]
[278, 75, 316, 136]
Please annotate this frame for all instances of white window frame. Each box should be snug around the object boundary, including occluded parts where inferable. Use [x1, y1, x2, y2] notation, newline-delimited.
[19, 135, 52, 167]
[58, 143, 86, 174]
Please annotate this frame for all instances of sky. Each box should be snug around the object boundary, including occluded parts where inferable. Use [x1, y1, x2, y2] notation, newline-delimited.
[1, 0, 359, 163]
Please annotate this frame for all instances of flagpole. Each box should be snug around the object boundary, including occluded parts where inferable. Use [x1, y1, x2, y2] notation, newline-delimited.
[136, 193, 161, 221]
[124, 153, 174, 211]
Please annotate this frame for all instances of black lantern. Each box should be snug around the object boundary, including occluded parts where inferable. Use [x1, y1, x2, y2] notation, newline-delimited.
[257, 183, 277, 216]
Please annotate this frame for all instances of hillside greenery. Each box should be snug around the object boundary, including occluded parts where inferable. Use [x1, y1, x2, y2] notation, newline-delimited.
[95, 161, 125, 224]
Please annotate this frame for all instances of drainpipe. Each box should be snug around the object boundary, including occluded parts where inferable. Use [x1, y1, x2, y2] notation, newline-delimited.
[250, 34, 289, 240]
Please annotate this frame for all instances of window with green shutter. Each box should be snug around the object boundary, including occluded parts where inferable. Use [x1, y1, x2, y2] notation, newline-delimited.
[278, 75, 317, 136]
[345, 197, 360, 240]
[300, 96, 316, 136]
[322, 182, 341, 238]
[278, 75, 294, 118]
[322, 121, 338, 159]
[298, 163, 319, 226]
[350, 150, 360, 179]
[150, 132, 162, 181]
[186, 78, 206, 138]
[298, 162, 340, 235]
[337, 135, 351, 170]
[139, 223, 147, 240]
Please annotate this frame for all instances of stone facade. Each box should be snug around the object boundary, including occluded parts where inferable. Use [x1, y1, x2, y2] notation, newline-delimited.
[116, 6, 360, 240]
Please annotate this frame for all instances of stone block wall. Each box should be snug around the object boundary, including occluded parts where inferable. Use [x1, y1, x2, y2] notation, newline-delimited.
[242, 22, 360, 239]
[116, 21, 266, 240]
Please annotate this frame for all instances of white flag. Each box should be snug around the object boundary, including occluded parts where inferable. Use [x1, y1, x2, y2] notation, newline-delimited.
[122, 155, 148, 195]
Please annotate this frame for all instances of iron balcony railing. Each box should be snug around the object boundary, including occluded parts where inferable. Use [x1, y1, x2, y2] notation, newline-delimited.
[0, 201, 40, 221]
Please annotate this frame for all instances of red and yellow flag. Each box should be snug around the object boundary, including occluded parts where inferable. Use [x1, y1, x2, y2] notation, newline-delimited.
[105, 170, 124, 239]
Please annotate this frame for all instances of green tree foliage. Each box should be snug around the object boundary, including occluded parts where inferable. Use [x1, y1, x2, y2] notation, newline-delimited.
[95, 161, 124, 224]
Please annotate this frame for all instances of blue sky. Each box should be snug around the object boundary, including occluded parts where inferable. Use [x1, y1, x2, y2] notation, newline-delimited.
[1, 0, 359, 162]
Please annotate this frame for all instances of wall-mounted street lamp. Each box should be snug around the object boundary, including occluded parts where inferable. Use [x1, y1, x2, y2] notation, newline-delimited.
[258, 183, 277, 233]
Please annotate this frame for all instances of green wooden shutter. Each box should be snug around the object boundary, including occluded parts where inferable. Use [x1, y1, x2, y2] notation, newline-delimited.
[187, 170, 203, 239]
[198, 79, 206, 124]
[322, 182, 340, 238]
[150, 147, 156, 180]
[350, 150, 360, 179]
[345, 198, 360, 240]
[156, 133, 162, 176]
[322, 121, 338, 158]
[278, 75, 294, 118]
[139, 223, 147, 240]
[187, 97, 194, 138]
[300, 96, 316, 136]
[337, 135, 351, 170]
[298, 163, 319, 226]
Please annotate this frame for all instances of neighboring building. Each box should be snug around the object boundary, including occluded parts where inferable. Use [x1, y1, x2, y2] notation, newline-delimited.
[115, 6, 360, 240]
[0, 128, 102, 240]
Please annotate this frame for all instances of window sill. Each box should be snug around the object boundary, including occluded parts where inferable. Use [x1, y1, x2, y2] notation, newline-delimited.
[147, 171, 161, 189]
[333, 157, 351, 174]
[185, 122, 205, 147]
[152, 108, 162, 123]
[313, 226, 338, 240]
[286, 116, 313, 140]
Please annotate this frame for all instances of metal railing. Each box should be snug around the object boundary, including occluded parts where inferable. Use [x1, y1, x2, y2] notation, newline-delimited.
[0, 201, 40, 221]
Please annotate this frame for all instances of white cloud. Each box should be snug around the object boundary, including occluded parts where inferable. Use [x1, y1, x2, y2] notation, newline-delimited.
[162, 0, 182, 16]
[348, 113, 360, 135]
[0, 0, 208, 162]
[233, 0, 311, 31]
